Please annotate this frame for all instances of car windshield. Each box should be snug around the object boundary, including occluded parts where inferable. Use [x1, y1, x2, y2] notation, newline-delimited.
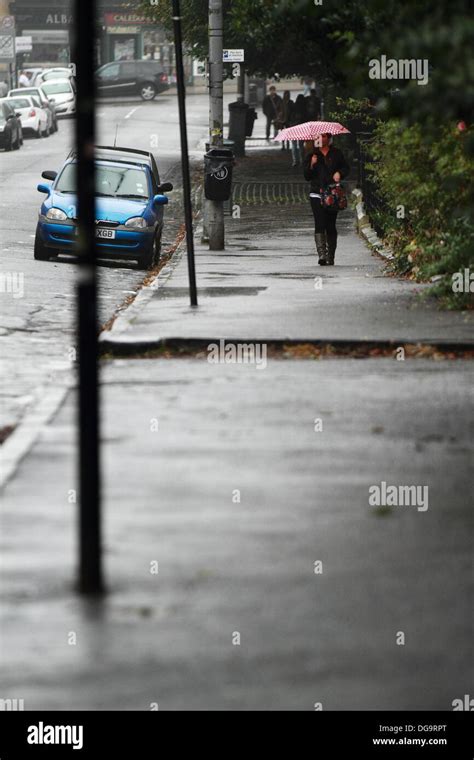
[41, 82, 71, 95]
[55, 164, 150, 199]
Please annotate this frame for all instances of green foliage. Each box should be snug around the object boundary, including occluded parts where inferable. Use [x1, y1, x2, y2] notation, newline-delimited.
[367, 120, 474, 307]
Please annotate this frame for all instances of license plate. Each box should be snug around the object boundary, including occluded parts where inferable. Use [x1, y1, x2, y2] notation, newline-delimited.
[96, 228, 116, 239]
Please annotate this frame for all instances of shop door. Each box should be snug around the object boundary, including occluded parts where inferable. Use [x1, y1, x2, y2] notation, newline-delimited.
[110, 35, 138, 62]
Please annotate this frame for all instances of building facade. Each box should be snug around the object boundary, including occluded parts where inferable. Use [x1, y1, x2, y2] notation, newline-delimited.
[9, 0, 191, 79]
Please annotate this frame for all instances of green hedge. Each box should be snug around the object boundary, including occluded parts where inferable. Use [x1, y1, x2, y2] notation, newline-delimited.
[368, 120, 474, 308]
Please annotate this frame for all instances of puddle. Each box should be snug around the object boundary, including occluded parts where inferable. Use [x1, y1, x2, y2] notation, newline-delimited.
[157, 286, 267, 299]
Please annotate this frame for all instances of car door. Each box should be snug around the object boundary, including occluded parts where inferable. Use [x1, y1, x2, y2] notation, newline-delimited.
[96, 63, 121, 97]
[4, 103, 17, 143]
[117, 62, 138, 96]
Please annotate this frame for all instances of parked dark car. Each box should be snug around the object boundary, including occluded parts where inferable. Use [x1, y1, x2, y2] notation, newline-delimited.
[0, 100, 23, 150]
[96, 60, 169, 101]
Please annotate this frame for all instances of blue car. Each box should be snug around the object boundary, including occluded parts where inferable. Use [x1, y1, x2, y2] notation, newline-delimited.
[34, 146, 173, 269]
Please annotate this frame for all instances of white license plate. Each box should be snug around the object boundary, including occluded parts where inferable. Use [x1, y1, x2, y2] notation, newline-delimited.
[96, 228, 116, 239]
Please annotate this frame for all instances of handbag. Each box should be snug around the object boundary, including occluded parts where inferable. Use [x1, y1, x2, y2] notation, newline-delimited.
[321, 183, 347, 210]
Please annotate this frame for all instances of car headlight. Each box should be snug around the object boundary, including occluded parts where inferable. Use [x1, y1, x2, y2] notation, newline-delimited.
[124, 217, 147, 229]
[46, 208, 68, 221]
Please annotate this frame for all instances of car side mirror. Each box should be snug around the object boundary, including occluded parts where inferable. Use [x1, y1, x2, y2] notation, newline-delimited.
[157, 182, 173, 193]
[37, 183, 51, 195]
[42, 170, 57, 181]
[153, 194, 169, 206]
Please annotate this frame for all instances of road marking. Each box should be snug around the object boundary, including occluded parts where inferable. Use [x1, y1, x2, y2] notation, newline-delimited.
[124, 107, 140, 120]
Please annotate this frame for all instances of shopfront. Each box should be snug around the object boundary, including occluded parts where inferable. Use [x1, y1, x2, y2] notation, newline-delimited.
[10, 2, 74, 65]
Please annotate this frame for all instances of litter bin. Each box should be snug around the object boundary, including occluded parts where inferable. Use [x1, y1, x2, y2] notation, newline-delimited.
[204, 148, 234, 202]
[228, 99, 249, 156]
[245, 107, 257, 137]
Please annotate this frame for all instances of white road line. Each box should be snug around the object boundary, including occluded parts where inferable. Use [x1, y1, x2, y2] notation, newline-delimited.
[124, 107, 140, 120]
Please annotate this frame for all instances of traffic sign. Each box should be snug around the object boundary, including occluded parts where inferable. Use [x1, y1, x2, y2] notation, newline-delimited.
[223, 49, 244, 63]
[0, 15, 15, 30]
[0, 33, 15, 62]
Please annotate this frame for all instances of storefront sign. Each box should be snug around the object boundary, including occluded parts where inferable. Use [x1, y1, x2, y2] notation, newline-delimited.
[107, 26, 140, 35]
[23, 29, 69, 45]
[45, 14, 73, 25]
[104, 13, 149, 26]
[15, 35, 33, 52]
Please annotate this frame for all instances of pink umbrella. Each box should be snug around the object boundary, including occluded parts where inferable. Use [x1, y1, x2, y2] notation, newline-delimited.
[274, 121, 350, 141]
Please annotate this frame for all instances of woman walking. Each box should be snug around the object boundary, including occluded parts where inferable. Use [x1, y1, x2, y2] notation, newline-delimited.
[303, 133, 349, 265]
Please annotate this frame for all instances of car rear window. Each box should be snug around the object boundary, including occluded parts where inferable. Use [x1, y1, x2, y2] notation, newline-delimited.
[6, 98, 30, 109]
[41, 82, 72, 95]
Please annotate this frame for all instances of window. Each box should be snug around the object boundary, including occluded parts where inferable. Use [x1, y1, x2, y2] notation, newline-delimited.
[7, 99, 30, 109]
[99, 64, 120, 80]
[41, 82, 73, 96]
[56, 163, 150, 200]
[119, 63, 137, 79]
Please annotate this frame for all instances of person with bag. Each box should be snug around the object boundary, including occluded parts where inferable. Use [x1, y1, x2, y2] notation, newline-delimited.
[303, 133, 350, 265]
[262, 86, 283, 141]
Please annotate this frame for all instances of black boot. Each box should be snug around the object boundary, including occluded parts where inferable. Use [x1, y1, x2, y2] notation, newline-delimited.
[326, 232, 337, 265]
[314, 233, 328, 265]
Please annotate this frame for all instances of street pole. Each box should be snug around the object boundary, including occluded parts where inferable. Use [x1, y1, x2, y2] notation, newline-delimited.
[208, 0, 225, 250]
[172, 0, 198, 307]
[74, 0, 103, 594]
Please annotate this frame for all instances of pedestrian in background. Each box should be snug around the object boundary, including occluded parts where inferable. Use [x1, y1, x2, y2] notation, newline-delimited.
[290, 94, 307, 167]
[18, 70, 30, 87]
[304, 133, 349, 265]
[280, 90, 294, 151]
[262, 85, 283, 141]
[306, 88, 321, 120]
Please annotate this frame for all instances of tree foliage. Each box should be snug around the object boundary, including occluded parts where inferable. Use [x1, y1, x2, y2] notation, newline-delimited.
[137, 0, 473, 123]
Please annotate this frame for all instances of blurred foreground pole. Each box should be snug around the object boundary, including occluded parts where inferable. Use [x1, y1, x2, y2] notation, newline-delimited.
[172, 0, 198, 306]
[208, 0, 225, 249]
[74, 0, 103, 594]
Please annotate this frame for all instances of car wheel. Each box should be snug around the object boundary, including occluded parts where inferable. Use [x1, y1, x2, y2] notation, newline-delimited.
[138, 230, 161, 270]
[139, 82, 157, 101]
[34, 230, 51, 261]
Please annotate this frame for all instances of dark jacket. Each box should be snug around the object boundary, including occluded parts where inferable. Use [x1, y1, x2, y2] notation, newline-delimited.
[263, 93, 283, 119]
[303, 147, 350, 192]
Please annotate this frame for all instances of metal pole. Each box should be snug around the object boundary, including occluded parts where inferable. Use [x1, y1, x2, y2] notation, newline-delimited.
[74, 0, 103, 594]
[208, 0, 224, 250]
[172, 0, 198, 307]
